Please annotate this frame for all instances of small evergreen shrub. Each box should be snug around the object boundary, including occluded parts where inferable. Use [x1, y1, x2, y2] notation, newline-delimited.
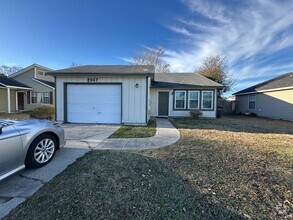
[30, 105, 55, 120]
[190, 110, 202, 119]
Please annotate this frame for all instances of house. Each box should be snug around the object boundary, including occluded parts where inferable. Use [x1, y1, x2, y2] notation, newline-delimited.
[233, 72, 293, 121]
[0, 74, 32, 113]
[0, 64, 55, 113]
[47, 65, 223, 124]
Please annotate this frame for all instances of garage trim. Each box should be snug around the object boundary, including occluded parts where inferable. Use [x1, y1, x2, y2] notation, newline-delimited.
[63, 82, 123, 123]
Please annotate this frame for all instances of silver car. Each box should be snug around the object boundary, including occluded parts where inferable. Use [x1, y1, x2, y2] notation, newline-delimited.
[0, 119, 66, 181]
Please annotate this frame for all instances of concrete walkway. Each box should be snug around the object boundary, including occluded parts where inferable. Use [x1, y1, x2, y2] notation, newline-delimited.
[0, 148, 89, 219]
[93, 118, 180, 150]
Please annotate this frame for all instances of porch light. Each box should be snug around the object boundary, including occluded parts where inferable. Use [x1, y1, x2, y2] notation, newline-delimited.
[135, 83, 139, 88]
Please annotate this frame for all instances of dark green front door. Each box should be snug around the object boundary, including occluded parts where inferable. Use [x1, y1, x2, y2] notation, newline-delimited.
[158, 92, 169, 117]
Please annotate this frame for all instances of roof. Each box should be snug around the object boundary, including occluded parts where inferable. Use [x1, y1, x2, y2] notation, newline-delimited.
[32, 78, 55, 89]
[46, 65, 155, 76]
[152, 72, 223, 88]
[9, 63, 53, 78]
[0, 74, 31, 89]
[233, 72, 293, 95]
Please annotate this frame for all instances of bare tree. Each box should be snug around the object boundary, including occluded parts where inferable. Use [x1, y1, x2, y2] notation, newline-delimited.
[130, 46, 170, 73]
[0, 65, 22, 76]
[195, 55, 234, 92]
[71, 62, 82, 67]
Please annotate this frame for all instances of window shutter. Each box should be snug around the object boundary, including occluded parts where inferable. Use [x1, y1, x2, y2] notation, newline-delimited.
[27, 91, 30, 104]
[50, 91, 53, 104]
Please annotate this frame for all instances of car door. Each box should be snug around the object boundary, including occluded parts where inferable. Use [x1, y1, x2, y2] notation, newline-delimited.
[0, 125, 23, 177]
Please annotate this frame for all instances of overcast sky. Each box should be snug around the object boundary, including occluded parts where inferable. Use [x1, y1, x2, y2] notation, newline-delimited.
[1, 0, 292, 94]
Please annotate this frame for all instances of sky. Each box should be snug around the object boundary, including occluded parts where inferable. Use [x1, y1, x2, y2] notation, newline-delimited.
[0, 0, 293, 95]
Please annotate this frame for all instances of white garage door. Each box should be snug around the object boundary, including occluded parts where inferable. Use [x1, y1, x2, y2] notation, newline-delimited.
[67, 84, 121, 124]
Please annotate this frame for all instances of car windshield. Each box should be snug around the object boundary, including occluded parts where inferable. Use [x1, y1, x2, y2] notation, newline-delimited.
[0, 120, 15, 127]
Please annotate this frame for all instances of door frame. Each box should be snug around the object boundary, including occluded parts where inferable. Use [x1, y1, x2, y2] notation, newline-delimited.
[64, 83, 123, 124]
[16, 91, 25, 111]
[157, 91, 169, 117]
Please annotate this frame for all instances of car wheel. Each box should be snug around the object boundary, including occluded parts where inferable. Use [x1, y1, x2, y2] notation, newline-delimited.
[25, 134, 57, 168]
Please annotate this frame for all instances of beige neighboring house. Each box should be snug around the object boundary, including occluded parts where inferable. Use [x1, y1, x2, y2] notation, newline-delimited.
[233, 72, 293, 121]
[0, 64, 55, 113]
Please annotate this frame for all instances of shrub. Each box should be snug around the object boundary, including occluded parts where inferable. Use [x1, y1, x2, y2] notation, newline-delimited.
[30, 105, 55, 120]
[190, 110, 202, 119]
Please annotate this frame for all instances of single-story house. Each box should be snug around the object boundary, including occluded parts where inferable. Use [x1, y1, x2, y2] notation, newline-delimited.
[47, 65, 223, 124]
[0, 64, 55, 113]
[0, 74, 32, 113]
[233, 72, 293, 121]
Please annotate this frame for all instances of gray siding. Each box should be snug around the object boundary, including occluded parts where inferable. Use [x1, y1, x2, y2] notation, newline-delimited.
[236, 89, 293, 121]
[12, 68, 54, 110]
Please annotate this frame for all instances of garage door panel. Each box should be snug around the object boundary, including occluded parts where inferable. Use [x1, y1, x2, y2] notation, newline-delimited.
[67, 84, 121, 124]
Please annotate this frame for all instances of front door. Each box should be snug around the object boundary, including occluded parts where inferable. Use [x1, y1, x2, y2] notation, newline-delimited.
[17, 92, 24, 111]
[158, 92, 169, 117]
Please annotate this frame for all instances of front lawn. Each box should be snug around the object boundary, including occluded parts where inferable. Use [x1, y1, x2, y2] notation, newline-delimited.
[110, 118, 156, 138]
[0, 112, 30, 120]
[5, 116, 293, 219]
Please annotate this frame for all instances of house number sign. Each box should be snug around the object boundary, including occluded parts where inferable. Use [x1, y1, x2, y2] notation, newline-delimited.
[87, 78, 99, 83]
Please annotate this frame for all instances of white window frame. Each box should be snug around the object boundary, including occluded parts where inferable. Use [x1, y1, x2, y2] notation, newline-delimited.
[248, 95, 256, 110]
[188, 91, 200, 109]
[44, 92, 50, 104]
[37, 70, 45, 76]
[31, 92, 37, 103]
[201, 91, 213, 110]
[174, 90, 186, 109]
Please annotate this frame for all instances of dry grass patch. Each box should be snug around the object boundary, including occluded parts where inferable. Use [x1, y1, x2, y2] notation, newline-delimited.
[142, 116, 293, 219]
[0, 112, 30, 120]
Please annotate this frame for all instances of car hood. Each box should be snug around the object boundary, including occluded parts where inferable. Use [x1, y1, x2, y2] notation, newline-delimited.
[7, 119, 52, 135]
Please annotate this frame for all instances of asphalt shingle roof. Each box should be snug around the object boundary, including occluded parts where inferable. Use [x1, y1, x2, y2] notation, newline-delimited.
[0, 74, 31, 88]
[233, 72, 293, 95]
[152, 72, 223, 88]
[46, 65, 155, 75]
[33, 78, 55, 88]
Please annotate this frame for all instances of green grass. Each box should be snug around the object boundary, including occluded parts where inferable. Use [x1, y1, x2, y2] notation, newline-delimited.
[5, 116, 293, 219]
[110, 119, 156, 138]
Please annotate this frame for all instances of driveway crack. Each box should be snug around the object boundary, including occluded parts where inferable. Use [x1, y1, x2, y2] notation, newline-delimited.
[17, 174, 45, 184]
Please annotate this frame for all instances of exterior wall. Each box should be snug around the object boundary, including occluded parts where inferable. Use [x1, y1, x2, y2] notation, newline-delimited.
[236, 89, 293, 121]
[10, 90, 16, 112]
[150, 88, 217, 118]
[12, 68, 54, 110]
[0, 88, 7, 112]
[55, 75, 148, 124]
[0, 88, 19, 113]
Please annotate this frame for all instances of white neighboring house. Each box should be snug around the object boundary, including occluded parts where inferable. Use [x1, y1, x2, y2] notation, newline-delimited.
[0, 64, 55, 113]
[47, 65, 223, 124]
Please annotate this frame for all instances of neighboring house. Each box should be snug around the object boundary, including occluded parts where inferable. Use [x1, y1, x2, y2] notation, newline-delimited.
[47, 65, 223, 124]
[233, 72, 293, 121]
[0, 74, 32, 113]
[1, 64, 55, 113]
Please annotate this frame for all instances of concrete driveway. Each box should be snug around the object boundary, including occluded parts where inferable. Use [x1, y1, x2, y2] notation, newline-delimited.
[0, 124, 120, 219]
[63, 124, 120, 149]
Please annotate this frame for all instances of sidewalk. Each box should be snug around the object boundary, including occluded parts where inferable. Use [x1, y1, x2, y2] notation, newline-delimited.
[93, 118, 180, 150]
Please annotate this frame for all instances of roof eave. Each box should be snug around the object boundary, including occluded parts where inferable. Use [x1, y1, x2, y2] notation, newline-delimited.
[46, 72, 155, 77]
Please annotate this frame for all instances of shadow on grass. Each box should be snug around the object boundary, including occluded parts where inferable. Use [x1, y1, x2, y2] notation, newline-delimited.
[171, 115, 293, 135]
[4, 151, 244, 220]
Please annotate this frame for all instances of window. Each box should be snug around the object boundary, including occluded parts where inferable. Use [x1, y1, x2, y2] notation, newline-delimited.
[37, 71, 44, 76]
[44, 92, 50, 104]
[31, 92, 37, 103]
[201, 91, 213, 109]
[248, 95, 256, 109]
[188, 91, 199, 109]
[174, 91, 186, 109]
